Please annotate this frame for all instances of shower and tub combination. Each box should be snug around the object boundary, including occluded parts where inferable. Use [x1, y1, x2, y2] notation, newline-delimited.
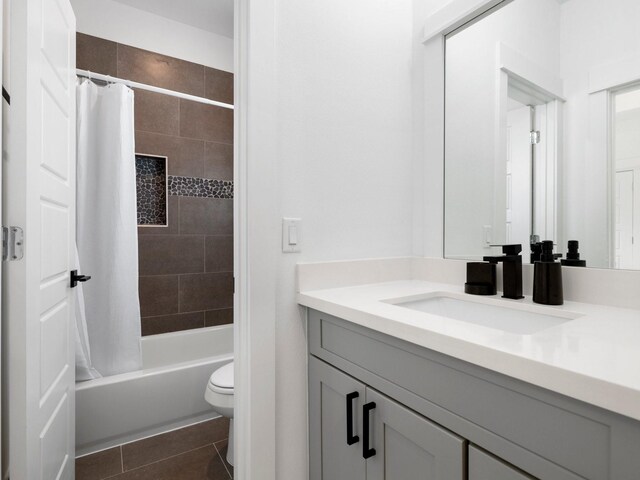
[74, 64, 236, 461]
[75, 324, 233, 455]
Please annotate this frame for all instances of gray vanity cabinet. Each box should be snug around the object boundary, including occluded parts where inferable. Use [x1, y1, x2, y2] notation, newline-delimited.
[366, 388, 465, 480]
[308, 308, 640, 479]
[310, 356, 465, 480]
[309, 356, 366, 480]
[468, 445, 534, 480]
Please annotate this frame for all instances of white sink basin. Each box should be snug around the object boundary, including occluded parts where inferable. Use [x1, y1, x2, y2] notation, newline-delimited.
[387, 292, 582, 335]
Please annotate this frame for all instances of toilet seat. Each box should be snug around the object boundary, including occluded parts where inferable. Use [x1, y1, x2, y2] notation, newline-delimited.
[205, 361, 234, 418]
[208, 382, 233, 395]
[208, 362, 234, 394]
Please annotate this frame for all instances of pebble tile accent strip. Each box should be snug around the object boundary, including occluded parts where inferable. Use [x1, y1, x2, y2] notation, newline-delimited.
[136, 155, 167, 226]
[136, 156, 233, 226]
[168, 176, 234, 199]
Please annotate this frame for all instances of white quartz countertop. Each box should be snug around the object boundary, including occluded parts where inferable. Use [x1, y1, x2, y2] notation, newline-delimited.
[298, 280, 640, 421]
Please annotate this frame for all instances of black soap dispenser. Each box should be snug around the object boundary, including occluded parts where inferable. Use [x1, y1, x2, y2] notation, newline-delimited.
[561, 240, 587, 267]
[533, 240, 564, 305]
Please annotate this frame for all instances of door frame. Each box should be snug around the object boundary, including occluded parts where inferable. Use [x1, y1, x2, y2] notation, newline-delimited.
[495, 41, 564, 250]
[0, 0, 280, 477]
[0, 0, 4, 475]
[590, 68, 640, 268]
[234, 0, 278, 479]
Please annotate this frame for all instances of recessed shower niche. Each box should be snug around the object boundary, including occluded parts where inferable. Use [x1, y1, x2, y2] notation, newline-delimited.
[136, 153, 168, 226]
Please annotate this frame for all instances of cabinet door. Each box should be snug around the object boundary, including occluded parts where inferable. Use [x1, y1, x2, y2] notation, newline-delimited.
[469, 445, 535, 479]
[365, 388, 465, 480]
[309, 357, 366, 480]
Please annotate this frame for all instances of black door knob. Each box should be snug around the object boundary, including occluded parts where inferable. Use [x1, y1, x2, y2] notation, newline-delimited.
[70, 270, 92, 288]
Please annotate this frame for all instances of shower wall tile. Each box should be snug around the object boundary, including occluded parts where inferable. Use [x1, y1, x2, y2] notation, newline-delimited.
[140, 312, 204, 336]
[136, 131, 205, 178]
[205, 309, 234, 327]
[179, 197, 233, 235]
[138, 275, 179, 317]
[78, 33, 235, 336]
[204, 142, 234, 180]
[118, 44, 205, 97]
[76, 33, 118, 77]
[138, 195, 178, 236]
[179, 99, 234, 144]
[134, 90, 180, 136]
[138, 236, 204, 276]
[205, 236, 233, 273]
[204, 67, 234, 105]
[136, 155, 167, 226]
[169, 176, 233, 199]
[179, 272, 233, 312]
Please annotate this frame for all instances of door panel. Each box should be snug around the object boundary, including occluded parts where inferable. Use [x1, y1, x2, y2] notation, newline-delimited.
[469, 445, 535, 480]
[309, 357, 366, 480]
[366, 389, 465, 480]
[615, 170, 634, 269]
[506, 105, 532, 248]
[6, 0, 76, 477]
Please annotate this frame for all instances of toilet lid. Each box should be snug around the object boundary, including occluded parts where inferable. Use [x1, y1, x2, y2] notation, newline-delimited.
[209, 362, 234, 389]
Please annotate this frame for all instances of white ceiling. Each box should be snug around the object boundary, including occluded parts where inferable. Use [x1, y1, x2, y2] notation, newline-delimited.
[112, 0, 234, 38]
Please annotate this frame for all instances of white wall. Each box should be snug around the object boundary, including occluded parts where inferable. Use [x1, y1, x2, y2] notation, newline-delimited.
[70, 0, 233, 72]
[274, 0, 415, 478]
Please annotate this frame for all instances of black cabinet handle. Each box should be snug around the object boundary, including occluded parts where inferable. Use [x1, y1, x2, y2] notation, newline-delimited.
[346, 392, 359, 445]
[70, 270, 92, 288]
[363, 401, 376, 459]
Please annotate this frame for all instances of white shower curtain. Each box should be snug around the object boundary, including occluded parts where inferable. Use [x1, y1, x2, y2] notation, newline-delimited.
[76, 79, 142, 377]
[75, 246, 101, 381]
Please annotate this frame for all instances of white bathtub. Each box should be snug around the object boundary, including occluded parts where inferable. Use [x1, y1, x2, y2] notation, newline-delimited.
[76, 325, 233, 456]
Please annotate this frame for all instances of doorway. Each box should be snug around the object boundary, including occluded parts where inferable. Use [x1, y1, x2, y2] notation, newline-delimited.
[613, 85, 640, 269]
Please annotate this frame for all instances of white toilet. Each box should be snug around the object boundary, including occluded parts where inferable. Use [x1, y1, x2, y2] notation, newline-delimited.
[205, 361, 235, 465]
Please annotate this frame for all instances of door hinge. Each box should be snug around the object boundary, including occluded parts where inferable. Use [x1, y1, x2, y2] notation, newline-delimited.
[2, 226, 24, 261]
[530, 131, 541, 145]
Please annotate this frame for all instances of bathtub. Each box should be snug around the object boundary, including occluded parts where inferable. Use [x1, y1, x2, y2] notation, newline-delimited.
[76, 325, 233, 456]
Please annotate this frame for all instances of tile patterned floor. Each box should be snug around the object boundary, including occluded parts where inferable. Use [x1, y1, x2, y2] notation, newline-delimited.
[76, 418, 233, 480]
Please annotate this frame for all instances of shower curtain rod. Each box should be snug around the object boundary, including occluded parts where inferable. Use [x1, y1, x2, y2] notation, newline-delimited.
[76, 69, 234, 110]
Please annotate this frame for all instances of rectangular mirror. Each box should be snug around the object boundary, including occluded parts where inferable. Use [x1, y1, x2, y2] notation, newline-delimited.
[444, 0, 640, 270]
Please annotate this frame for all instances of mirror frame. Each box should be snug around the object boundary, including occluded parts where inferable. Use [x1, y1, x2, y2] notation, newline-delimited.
[422, 0, 640, 270]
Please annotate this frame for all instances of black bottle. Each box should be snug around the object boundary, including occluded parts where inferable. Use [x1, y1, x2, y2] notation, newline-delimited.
[533, 240, 563, 305]
[561, 240, 586, 267]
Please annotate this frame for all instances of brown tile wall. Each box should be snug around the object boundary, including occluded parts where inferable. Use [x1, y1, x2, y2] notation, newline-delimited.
[77, 33, 234, 336]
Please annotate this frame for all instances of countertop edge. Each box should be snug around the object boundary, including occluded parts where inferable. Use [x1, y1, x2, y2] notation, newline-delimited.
[298, 292, 640, 423]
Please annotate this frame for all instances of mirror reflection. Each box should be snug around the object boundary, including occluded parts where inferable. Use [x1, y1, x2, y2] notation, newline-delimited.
[444, 0, 640, 270]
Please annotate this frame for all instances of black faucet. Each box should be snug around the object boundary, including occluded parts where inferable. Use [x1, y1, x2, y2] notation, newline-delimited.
[483, 244, 524, 300]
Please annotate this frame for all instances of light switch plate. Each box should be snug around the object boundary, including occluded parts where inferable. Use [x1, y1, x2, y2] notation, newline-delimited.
[282, 218, 302, 253]
[482, 225, 492, 247]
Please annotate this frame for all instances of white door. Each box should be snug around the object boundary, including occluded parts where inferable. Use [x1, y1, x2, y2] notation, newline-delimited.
[615, 170, 634, 269]
[4, 0, 76, 478]
[0, 0, 4, 473]
[506, 105, 532, 248]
